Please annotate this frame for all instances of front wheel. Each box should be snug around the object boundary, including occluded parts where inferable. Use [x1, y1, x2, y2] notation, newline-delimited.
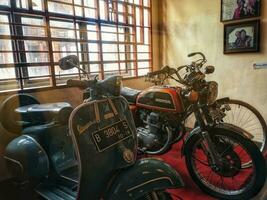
[137, 191, 172, 200]
[184, 128, 266, 199]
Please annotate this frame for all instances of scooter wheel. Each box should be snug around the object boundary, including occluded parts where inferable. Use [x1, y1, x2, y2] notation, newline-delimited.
[0, 94, 40, 134]
[137, 191, 172, 200]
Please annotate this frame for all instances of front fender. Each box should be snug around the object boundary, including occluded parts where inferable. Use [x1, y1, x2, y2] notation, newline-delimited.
[182, 124, 249, 155]
[105, 158, 184, 200]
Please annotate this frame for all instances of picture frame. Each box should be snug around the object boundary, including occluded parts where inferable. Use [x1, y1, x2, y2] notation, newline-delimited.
[221, 0, 261, 22]
[224, 20, 260, 54]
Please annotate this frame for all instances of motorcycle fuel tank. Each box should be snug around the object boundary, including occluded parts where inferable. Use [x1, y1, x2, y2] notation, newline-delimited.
[136, 86, 184, 113]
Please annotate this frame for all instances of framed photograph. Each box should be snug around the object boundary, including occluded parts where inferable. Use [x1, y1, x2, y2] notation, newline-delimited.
[224, 20, 260, 54]
[221, 0, 261, 22]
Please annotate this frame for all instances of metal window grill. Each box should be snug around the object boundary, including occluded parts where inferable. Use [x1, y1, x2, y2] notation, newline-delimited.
[0, 0, 152, 92]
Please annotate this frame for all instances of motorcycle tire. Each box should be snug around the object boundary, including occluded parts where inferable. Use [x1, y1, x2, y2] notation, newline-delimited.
[0, 94, 40, 134]
[184, 127, 266, 200]
[137, 191, 172, 200]
[219, 99, 267, 155]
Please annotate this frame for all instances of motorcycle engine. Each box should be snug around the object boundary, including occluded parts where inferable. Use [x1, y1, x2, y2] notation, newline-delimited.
[137, 111, 167, 151]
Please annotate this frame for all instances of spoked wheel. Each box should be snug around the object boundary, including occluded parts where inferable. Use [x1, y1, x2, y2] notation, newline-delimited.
[220, 99, 267, 154]
[184, 128, 266, 200]
[137, 191, 172, 200]
[185, 99, 267, 155]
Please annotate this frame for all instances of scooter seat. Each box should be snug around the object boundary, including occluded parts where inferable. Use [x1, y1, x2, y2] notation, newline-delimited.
[121, 87, 141, 104]
[15, 102, 73, 126]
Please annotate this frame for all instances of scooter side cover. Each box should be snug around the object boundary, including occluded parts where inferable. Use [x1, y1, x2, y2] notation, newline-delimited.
[4, 135, 49, 179]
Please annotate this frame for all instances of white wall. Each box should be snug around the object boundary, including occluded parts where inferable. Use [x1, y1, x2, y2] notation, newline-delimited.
[158, 0, 267, 120]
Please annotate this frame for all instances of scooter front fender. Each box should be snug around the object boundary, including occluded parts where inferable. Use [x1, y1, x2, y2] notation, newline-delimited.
[105, 158, 184, 200]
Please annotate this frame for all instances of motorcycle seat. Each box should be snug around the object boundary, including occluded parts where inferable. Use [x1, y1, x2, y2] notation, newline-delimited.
[121, 87, 141, 104]
[15, 102, 73, 126]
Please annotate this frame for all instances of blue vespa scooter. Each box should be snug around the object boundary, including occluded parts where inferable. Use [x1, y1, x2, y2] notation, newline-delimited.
[1, 55, 184, 200]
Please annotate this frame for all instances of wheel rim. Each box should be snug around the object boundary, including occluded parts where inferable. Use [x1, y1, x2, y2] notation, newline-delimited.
[151, 192, 160, 200]
[222, 103, 266, 153]
[190, 134, 256, 196]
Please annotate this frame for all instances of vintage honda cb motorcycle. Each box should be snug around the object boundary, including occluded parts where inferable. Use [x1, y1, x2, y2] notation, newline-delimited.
[0, 55, 184, 200]
[120, 52, 267, 199]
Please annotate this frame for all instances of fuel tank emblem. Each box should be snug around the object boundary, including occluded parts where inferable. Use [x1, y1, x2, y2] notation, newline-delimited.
[155, 98, 172, 104]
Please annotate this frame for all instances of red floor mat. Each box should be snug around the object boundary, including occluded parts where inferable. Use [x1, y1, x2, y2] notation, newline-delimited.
[155, 141, 215, 200]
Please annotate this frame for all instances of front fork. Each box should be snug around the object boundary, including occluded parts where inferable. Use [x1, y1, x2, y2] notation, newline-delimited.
[193, 103, 221, 165]
[201, 131, 221, 166]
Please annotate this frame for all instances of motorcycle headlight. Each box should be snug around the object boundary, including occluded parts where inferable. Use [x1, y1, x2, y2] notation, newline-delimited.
[207, 81, 218, 104]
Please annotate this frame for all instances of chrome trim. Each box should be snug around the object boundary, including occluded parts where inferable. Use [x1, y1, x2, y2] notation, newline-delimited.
[108, 98, 118, 115]
[4, 156, 24, 175]
[68, 101, 93, 195]
[60, 175, 79, 183]
[126, 176, 174, 192]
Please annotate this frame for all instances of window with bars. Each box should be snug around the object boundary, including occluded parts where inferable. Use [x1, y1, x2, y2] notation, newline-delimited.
[0, 0, 152, 92]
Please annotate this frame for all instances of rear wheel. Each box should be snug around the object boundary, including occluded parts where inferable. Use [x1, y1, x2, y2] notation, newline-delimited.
[220, 99, 267, 154]
[184, 128, 266, 200]
[185, 99, 267, 155]
[137, 191, 172, 200]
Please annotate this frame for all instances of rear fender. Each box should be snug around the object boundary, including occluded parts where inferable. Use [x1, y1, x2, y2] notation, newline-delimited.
[214, 97, 230, 105]
[105, 158, 184, 200]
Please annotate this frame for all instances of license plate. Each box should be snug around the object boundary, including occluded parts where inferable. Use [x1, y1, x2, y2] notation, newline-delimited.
[92, 120, 133, 152]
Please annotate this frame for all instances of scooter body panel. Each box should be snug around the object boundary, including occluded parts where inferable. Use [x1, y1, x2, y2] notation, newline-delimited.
[5, 135, 49, 179]
[1, 76, 184, 200]
[69, 96, 138, 200]
[105, 158, 184, 200]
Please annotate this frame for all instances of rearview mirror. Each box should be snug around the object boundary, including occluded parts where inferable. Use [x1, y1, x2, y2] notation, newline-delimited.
[59, 55, 79, 70]
[205, 65, 215, 74]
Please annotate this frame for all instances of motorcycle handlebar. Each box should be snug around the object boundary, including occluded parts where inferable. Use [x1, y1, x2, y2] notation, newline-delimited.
[188, 52, 206, 60]
[147, 66, 171, 77]
[147, 66, 175, 77]
[146, 53, 209, 86]
[66, 79, 95, 89]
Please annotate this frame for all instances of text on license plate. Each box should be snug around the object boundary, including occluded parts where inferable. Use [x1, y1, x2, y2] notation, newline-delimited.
[92, 120, 133, 152]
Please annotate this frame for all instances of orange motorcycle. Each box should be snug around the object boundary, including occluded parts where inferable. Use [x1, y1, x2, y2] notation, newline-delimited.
[120, 52, 266, 199]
